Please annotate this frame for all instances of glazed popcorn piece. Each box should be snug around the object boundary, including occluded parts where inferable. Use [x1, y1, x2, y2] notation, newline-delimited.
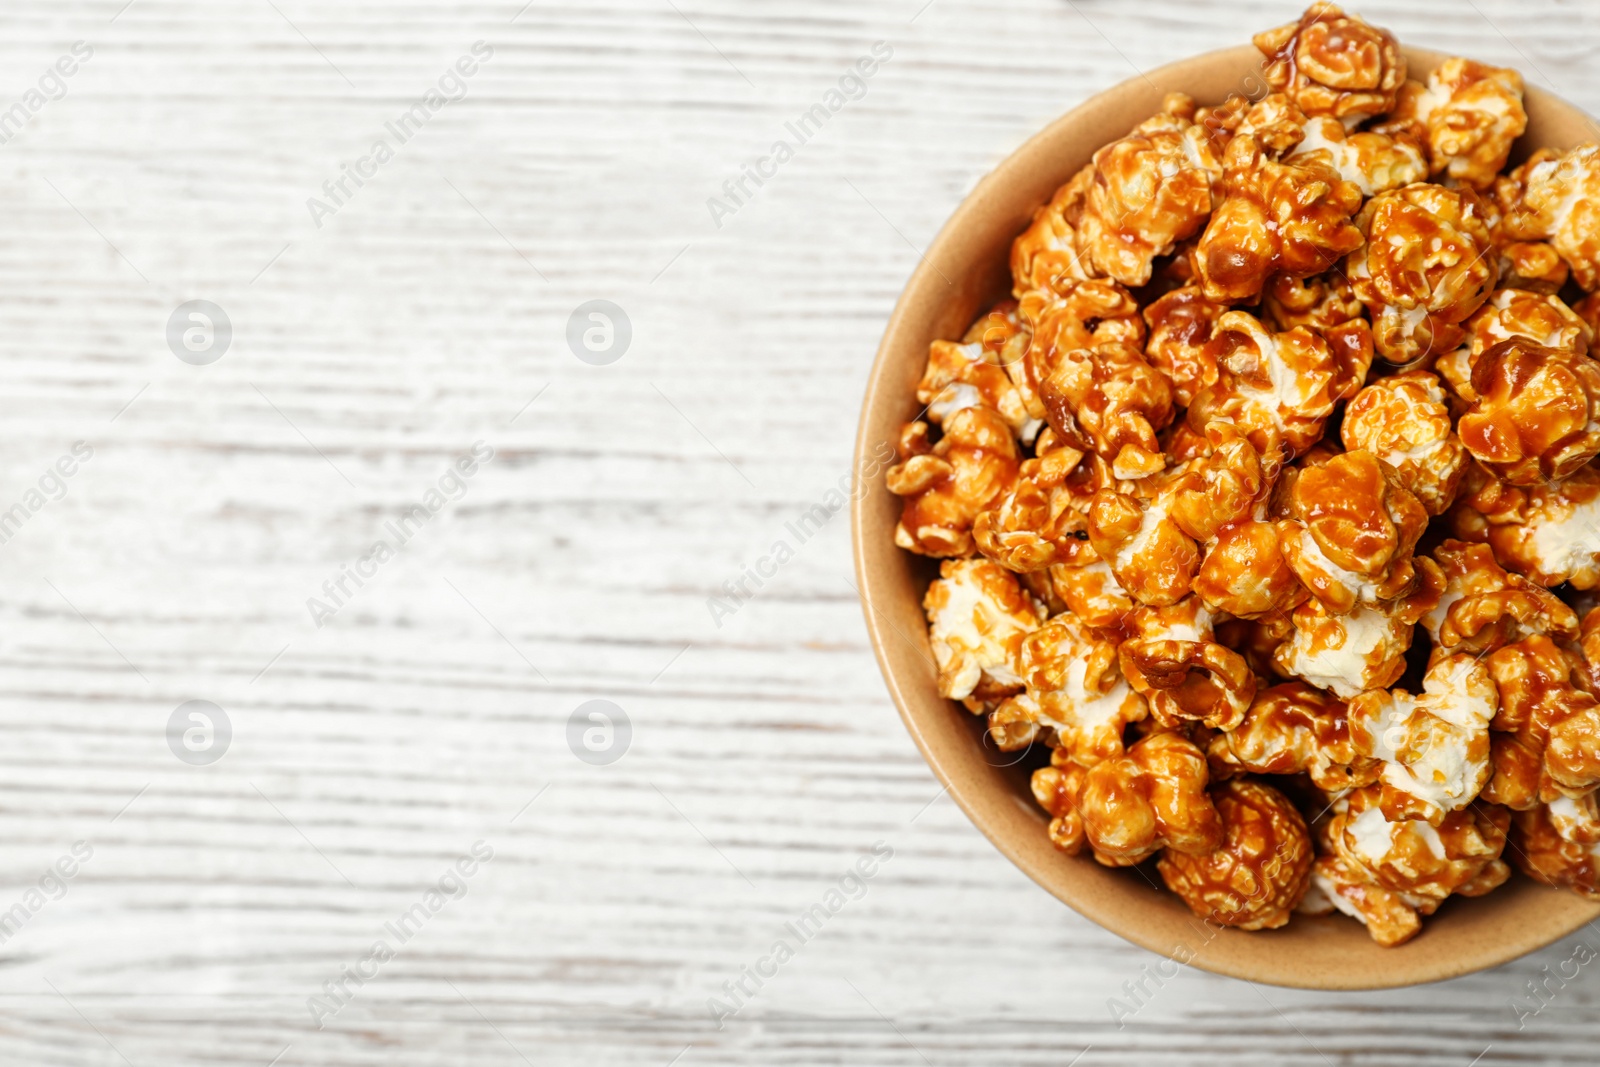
[1019, 279, 1149, 422]
[1143, 286, 1225, 406]
[1315, 786, 1511, 945]
[1509, 802, 1600, 900]
[1466, 288, 1592, 359]
[1290, 114, 1427, 197]
[1158, 779, 1313, 930]
[1546, 791, 1600, 845]
[1011, 164, 1097, 299]
[1259, 270, 1377, 401]
[1076, 94, 1224, 288]
[1346, 183, 1498, 367]
[1341, 372, 1467, 515]
[916, 305, 1039, 441]
[1011, 615, 1148, 767]
[1494, 240, 1570, 296]
[1194, 129, 1365, 306]
[922, 558, 1042, 703]
[888, 409, 1020, 557]
[1457, 339, 1600, 486]
[973, 443, 1094, 572]
[1086, 469, 1203, 607]
[1383, 59, 1528, 189]
[1192, 520, 1305, 621]
[1275, 450, 1430, 614]
[1424, 540, 1578, 657]
[1500, 145, 1600, 291]
[1048, 546, 1136, 630]
[1032, 750, 1093, 854]
[1186, 311, 1340, 460]
[1077, 731, 1223, 867]
[1253, 3, 1406, 125]
[1209, 682, 1380, 792]
[1451, 461, 1600, 590]
[1273, 597, 1419, 700]
[1119, 598, 1256, 731]
[1039, 341, 1175, 479]
[1306, 854, 1423, 946]
[1480, 636, 1600, 809]
[1349, 654, 1499, 825]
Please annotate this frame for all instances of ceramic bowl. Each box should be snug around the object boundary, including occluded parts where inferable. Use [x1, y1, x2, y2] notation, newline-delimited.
[850, 43, 1600, 989]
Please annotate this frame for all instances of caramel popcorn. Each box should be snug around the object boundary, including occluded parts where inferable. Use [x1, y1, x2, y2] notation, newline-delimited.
[1313, 786, 1510, 945]
[1040, 341, 1175, 479]
[1158, 779, 1313, 929]
[1349, 654, 1499, 824]
[916, 303, 1040, 441]
[1119, 598, 1256, 731]
[922, 558, 1042, 703]
[889, 409, 1020, 557]
[1032, 751, 1092, 854]
[1480, 636, 1600, 809]
[1010, 615, 1148, 767]
[1194, 131, 1365, 306]
[1451, 461, 1600, 589]
[1253, 3, 1406, 124]
[1186, 310, 1340, 459]
[1346, 183, 1498, 367]
[1499, 145, 1600, 291]
[890, 3, 1600, 944]
[973, 443, 1093, 572]
[1209, 682, 1380, 792]
[1011, 164, 1096, 299]
[1077, 95, 1224, 288]
[1077, 731, 1223, 866]
[1386, 59, 1527, 189]
[1276, 449, 1430, 613]
[1457, 339, 1600, 485]
[1509, 801, 1600, 900]
[1423, 540, 1579, 657]
[1143, 286, 1225, 406]
[1341, 372, 1467, 515]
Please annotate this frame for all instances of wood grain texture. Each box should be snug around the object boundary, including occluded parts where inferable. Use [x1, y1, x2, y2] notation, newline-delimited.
[0, 0, 1596, 1063]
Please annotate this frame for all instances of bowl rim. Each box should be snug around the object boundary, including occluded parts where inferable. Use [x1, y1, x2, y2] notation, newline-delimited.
[849, 41, 1600, 990]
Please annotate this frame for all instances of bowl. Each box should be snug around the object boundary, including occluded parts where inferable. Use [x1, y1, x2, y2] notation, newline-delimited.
[850, 42, 1600, 989]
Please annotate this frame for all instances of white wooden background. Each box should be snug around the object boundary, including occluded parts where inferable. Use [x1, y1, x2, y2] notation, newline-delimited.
[1, 0, 1599, 1064]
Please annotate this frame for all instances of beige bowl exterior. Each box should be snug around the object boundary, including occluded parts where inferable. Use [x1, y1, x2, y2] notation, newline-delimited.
[851, 43, 1600, 989]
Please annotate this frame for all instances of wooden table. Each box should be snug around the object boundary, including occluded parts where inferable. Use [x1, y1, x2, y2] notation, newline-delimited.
[1, 0, 1597, 1062]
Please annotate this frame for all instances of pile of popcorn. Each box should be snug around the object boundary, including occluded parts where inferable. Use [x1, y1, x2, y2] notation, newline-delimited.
[887, 3, 1600, 945]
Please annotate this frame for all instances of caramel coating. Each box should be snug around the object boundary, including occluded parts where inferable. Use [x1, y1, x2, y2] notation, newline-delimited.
[1341, 372, 1467, 515]
[1273, 596, 1418, 700]
[1384, 59, 1528, 189]
[889, 410, 1020, 557]
[1500, 145, 1600, 291]
[1010, 615, 1148, 767]
[922, 558, 1042, 703]
[1086, 470, 1202, 608]
[1349, 654, 1499, 824]
[1346, 183, 1498, 367]
[1143, 286, 1225, 406]
[1048, 547, 1136, 631]
[916, 302, 1040, 441]
[1077, 95, 1224, 288]
[1195, 131, 1365, 306]
[1509, 801, 1600, 900]
[1450, 461, 1600, 589]
[1209, 681, 1381, 792]
[1187, 310, 1340, 460]
[973, 444, 1094, 572]
[1315, 786, 1510, 945]
[1120, 598, 1256, 731]
[1041, 342, 1175, 479]
[1158, 779, 1312, 930]
[1423, 540, 1579, 657]
[1193, 520, 1306, 621]
[1276, 449, 1430, 613]
[1457, 339, 1600, 486]
[1252, 3, 1406, 124]
[1031, 751, 1093, 854]
[1078, 731, 1223, 866]
[1011, 164, 1097, 300]
[1481, 636, 1600, 809]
